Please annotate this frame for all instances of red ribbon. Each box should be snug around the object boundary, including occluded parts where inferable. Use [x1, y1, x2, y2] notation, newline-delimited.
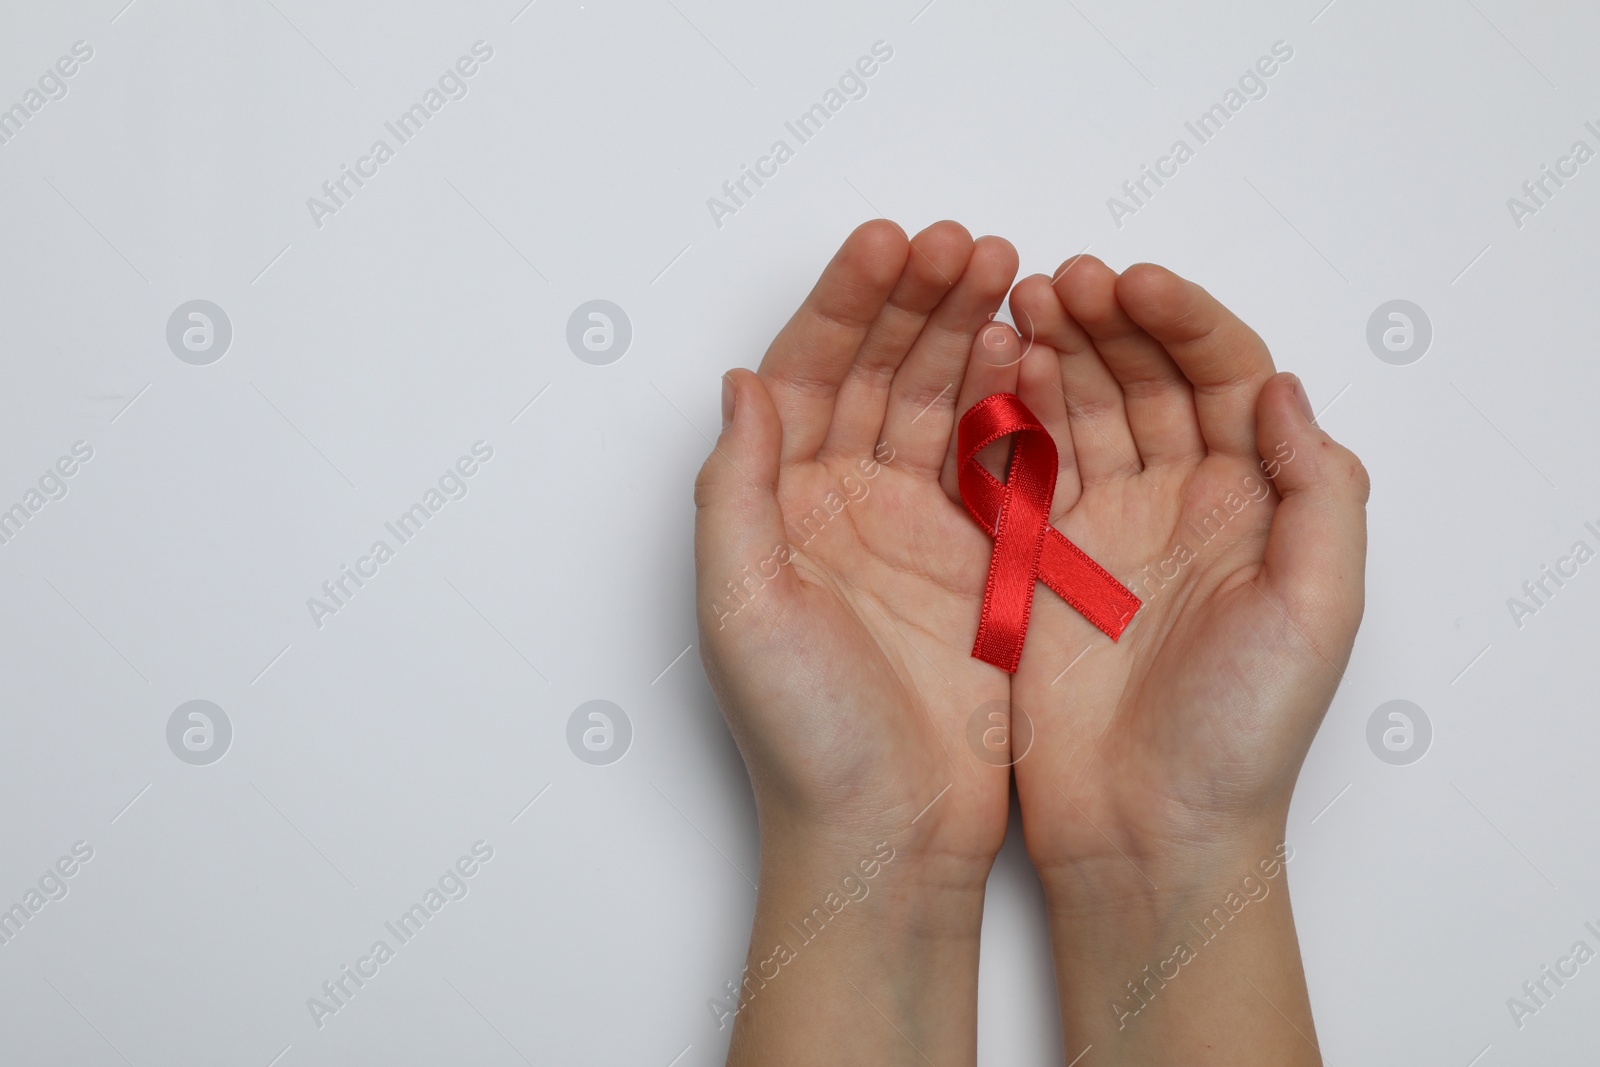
[959, 393, 1141, 672]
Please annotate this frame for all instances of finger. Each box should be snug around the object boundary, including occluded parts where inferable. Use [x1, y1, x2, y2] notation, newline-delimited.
[820, 220, 975, 460]
[1255, 373, 1369, 649]
[1013, 325, 1082, 513]
[939, 321, 1024, 502]
[881, 235, 1018, 476]
[1115, 263, 1278, 460]
[1054, 255, 1204, 467]
[1012, 268, 1137, 485]
[694, 370, 799, 636]
[757, 219, 910, 463]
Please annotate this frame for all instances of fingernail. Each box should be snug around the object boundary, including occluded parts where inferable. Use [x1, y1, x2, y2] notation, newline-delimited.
[721, 373, 736, 430]
[1290, 374, 1314, 423]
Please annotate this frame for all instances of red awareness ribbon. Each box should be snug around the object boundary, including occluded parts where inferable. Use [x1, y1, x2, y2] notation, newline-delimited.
[959, 393, 1141, 673]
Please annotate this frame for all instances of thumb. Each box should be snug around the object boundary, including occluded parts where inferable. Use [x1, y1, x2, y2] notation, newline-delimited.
[694, 370, 796, 637]
[1255, 372, 1370, 644]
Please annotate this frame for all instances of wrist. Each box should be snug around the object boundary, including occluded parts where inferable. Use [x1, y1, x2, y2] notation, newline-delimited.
[720, 830, 987, 1066]
[1035, 820, 1294, 926]
[1035, 826, 1320, 1065]
[750, 825, 989, 953]
[755, 797, 1001, 896]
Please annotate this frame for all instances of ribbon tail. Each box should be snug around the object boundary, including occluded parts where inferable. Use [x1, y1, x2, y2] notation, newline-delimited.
[971, 472, 1053, 675]
[1037, 529, 1141, 641]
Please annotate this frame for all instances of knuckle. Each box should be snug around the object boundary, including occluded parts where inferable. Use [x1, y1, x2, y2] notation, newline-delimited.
[1340, 449, 1371, 503]
[693, 458, 720, 511]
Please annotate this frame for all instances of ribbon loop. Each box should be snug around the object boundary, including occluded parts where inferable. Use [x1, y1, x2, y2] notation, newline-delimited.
[958, 393, 1141, 672]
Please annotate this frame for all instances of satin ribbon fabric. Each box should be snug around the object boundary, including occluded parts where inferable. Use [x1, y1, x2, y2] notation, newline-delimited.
[958, 393, 1141, 672]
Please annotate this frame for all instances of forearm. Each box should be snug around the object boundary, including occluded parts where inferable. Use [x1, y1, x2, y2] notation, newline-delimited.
[722, 828, 989, 1067]
[1038, 827, 1321, 1065]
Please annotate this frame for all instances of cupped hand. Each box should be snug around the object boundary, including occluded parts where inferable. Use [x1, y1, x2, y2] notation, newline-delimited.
[694, 219, 1023, 882]
[1000, 256, 1370, 880]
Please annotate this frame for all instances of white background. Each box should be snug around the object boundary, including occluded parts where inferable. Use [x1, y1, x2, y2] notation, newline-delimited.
[1, 0, 1597, 1063]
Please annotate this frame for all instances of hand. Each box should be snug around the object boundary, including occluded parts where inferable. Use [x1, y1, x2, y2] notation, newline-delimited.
[694, 219, 1019, 1063]
[1002, 256, 1367, 1060]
